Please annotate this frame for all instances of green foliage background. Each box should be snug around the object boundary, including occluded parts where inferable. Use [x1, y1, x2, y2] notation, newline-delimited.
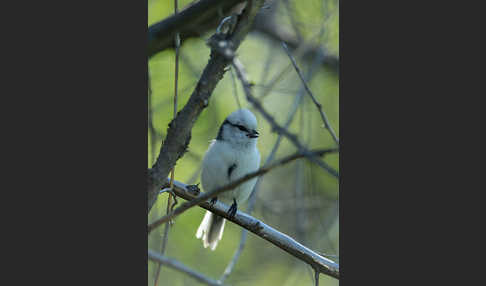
[148, 1, 339, 285]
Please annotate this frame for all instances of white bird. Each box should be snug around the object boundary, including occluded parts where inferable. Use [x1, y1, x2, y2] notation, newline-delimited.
[196, 109, 261, 250]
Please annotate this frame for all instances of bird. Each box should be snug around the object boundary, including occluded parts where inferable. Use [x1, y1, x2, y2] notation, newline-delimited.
[196, 108, 261, 250]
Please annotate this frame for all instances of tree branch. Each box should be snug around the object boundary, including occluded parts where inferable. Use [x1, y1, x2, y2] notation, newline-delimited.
[218, 228, 248, 283]
[148, 148, 338, 231]
[282, 42, 339, 145]
[147, 0, 339, 74]
[153, 2, 183, 284]
[148, 249, 224, 286]
[156, 180, 340, 279]
[148, 0, 265, 213]
[231, 58, 339, 177]
[148, 0, 247, 58]
[251, 6, 339, 73]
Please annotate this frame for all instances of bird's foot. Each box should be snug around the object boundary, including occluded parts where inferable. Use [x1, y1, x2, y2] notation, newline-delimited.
[227, 198, 238, 218]
[210, 196, 218, 206]
[187, 183, 200, 196]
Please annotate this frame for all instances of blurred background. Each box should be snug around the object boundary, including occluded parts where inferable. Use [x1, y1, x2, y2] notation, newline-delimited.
[148, 0, 339, 285]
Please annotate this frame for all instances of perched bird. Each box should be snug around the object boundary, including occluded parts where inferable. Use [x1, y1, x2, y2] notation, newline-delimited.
[196, 109, 261, 250]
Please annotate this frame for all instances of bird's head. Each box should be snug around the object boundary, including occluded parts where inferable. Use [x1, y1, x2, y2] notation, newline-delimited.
[216, 108, 259, 147]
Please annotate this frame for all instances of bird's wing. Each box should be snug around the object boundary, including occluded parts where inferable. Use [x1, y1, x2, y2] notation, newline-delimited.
[200, 142, 230, 194]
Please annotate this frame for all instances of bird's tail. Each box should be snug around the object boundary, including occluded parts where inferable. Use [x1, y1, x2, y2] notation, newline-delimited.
[195, 210, 226, 251]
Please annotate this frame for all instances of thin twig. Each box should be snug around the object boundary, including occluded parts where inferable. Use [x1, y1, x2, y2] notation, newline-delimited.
[230, 67, 242, 108]
[153, 2, 181, 285]
[257, 26, 328, 99]
[218, 229, 248, 283]
[179, 52, 202, 79]
[153, 207, 170, 286]
[187, 165, 202, 185]
[254, 84, 300, 95]
[294, 105, 307, 242]
[259, 42, 278, 89]
[231, 58, 339, 177]
[315, 269, 320, 286]
[148, 148, 338, 232]
[148, 250, 224, 286]
[148, 0, 339, 73]
[283, 0, 303, 42]
[148, 0, 247, 57]
[252, 3, 339, 73]
[258, 63, 293, 99]
[159, 180, 340, 279]
[148, 71, 156, 165]
[247, 48, 324, 216]
[171, 0, 180, 205]
[167, 0, 181, 209]
[282, 42, 339, 145]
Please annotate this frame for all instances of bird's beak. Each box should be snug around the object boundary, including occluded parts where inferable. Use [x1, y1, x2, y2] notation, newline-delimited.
[248, 130, 259, 138]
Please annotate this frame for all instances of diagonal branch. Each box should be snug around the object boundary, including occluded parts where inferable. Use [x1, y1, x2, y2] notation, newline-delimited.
[231, 58, 339, 177]
[153, 3, 182, 286]
[156, 180, 340, 279]
[148, 250, 224, 286]
[148, 0, 265, 213]
[282, 42, 339, 145]
[251, 4, 339, 73]
[218, 229, 248, 283]
[148, 0, 247, 58]
[147, 0, 339, 74]
[148, 148, 338, 232]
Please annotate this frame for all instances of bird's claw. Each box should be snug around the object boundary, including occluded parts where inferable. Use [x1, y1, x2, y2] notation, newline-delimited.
[227, 199, 237, 218]
[187, 184, 200, 196]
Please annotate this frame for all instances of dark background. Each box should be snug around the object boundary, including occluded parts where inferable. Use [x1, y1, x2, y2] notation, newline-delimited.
[2, 0, 484, 285]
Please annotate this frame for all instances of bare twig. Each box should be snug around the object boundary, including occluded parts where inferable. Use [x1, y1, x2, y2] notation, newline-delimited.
[153, 207, 171, 286]
[148, 148, 337, 232]
[315, 269, 320, 286]
[169, 0, 181, 194]
[148, 250, 224, 286]
[261, 52, 316, 163]
[218, 229, 248, 283]
[294, 108, 306, 242]
[282, 42, 339, 145]
[257, 23, 328, 100]
[148, 0, 265, 213]
[259, 42, 278, 89]
[244, 48, 324, 224]
[230, 67, 242, 108]
[252, 3, 339, 73]
[256, 28, 324, 100]
[153, 3, 181, 284]
[231, 58, 339, 177]
[282, 0, 303, 42]
[147, 0, 339, 73]
[148, 0, 247, 58]
[187, 165, 203, 185]
[148, 71, 156, 165]
[158, 180, 340, 279]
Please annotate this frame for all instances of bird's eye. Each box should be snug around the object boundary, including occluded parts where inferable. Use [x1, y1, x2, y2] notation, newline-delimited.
[236, 125, 248, 132]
